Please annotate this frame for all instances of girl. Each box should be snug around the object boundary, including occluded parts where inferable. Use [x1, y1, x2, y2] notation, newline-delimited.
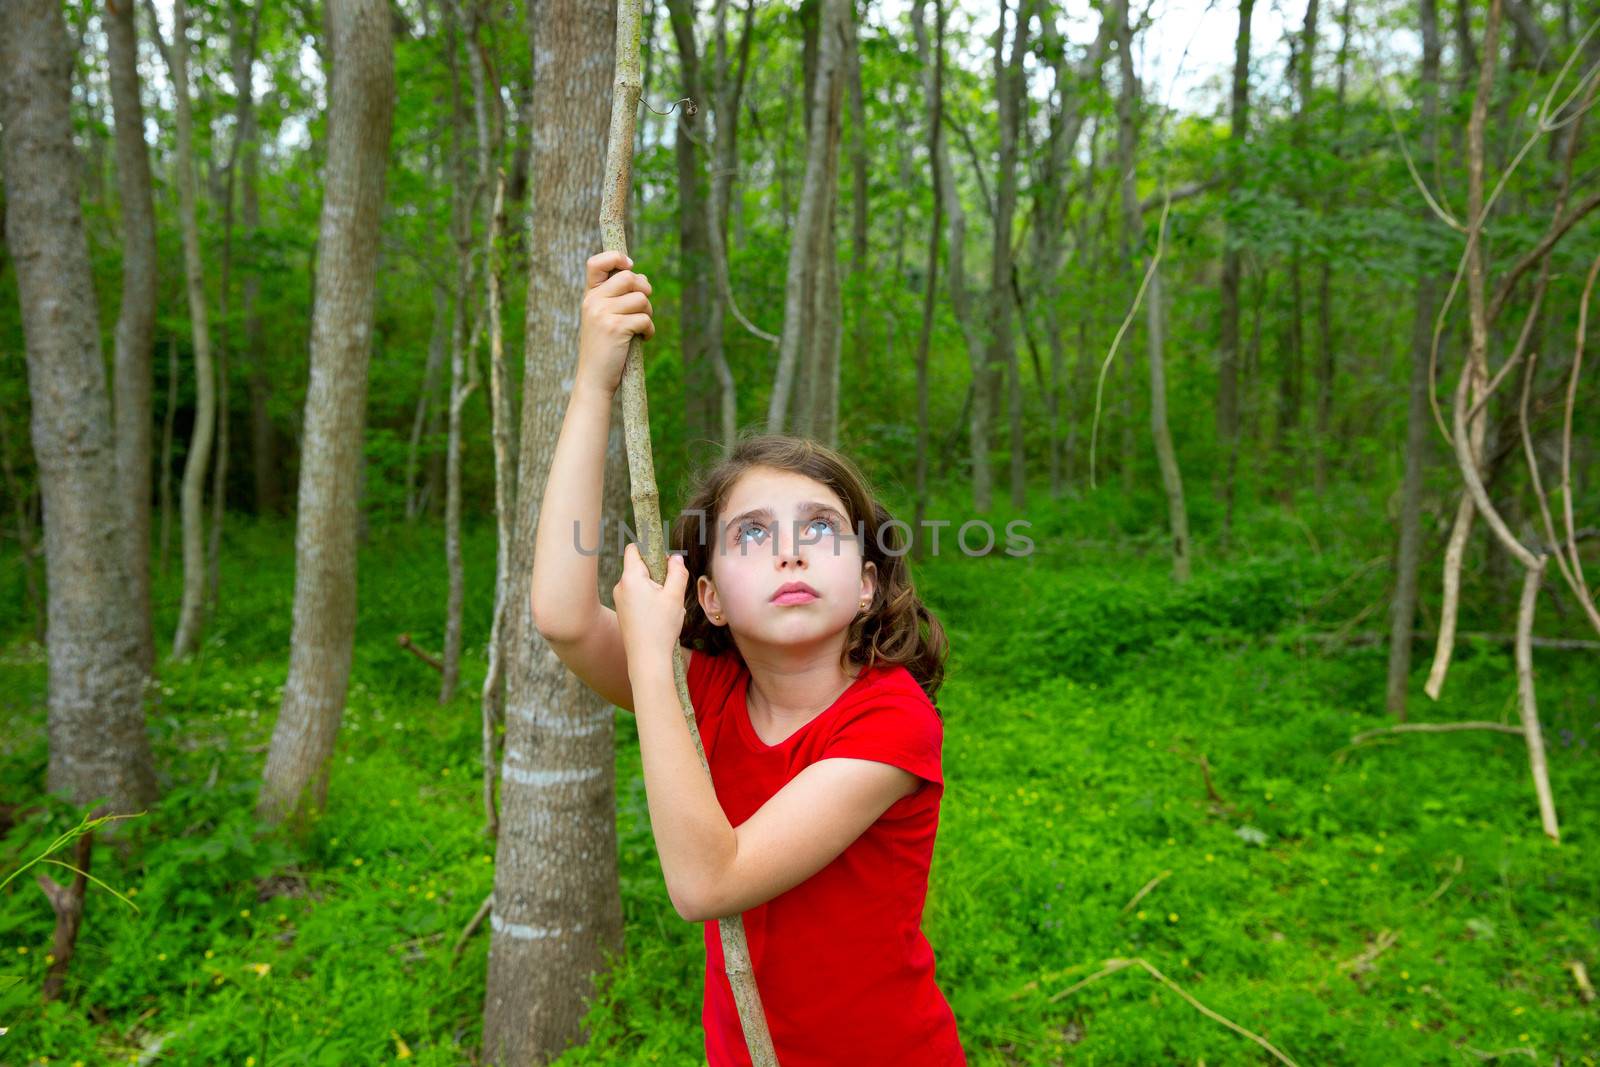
[531, 250, 965, 1065]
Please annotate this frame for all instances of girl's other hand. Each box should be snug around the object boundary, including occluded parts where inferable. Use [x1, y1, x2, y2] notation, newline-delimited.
[576, 250, 655, 399]
[613, 542, 687, 672]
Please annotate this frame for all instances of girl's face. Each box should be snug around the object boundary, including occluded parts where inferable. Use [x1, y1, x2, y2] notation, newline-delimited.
[696, 467, 876, 655]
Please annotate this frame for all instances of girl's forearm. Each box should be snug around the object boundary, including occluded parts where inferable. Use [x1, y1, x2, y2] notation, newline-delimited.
[629, 650, 736, 920]
[530, 382, 613, 640]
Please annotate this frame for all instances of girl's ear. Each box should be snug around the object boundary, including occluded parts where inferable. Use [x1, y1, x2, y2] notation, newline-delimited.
[860, 561, 878, 608]
[697, 575, 721, 620]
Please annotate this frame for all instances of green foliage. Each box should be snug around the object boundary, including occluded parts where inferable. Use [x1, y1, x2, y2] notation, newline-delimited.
[3, 487, 1598, 1064]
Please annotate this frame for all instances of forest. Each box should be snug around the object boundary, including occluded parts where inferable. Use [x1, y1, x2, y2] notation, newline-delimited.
[1, 0, 1598, 1061]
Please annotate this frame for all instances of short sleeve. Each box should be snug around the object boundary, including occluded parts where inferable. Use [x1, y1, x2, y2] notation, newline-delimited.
[818, 696, 944, 796]
[685, 647, 735, 733]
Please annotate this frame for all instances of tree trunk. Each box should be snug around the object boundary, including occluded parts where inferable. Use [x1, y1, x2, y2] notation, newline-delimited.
[805, 56, 846, 446]
[481, 0, 629, 1059]
[1033, 8, 1112, 497]
[1386, 0, 1441, 719]
[992, 0, 1032, 510]
[1, 0, 159, 814]
[704, 0, 756, 454]
[1425, 0, 1499, 701]
[913, 0, 945, 559]
[406, 281, 450, 520]
[167, 0, 218, 660]
[665, 0, 716, 460]
[469, 0, 516, 837]
[159, 335, 178, 576]
[1115, 7, 1190, 581]
[912, 1, 990, 511]
[242, 14, 280, 518]
[766, 0, 845, 434]
[1218, 0, 1254, 542]
[106, 0, 159, 676]
[441, 7, 476, 706]
[207, 6, 260, 615]
[258, 0, 394, 825]
[845, 4, 869, 365]
[1278, 0, 1318, 461]
[1314, 0, 1352, 492]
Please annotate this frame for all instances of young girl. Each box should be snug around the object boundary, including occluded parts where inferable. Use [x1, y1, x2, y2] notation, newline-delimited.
[531, 250, 965, 1065]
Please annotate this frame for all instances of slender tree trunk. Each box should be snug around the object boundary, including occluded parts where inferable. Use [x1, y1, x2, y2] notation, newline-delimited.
[1425, 0, 1499, 701]
[1279, 0, 1318, 465]
[243, 29, 279, 517]
[469, 0, 516, 836]
[0, 415, 46, 642]
[807, 53, 846, 447]
[207, 7, 259, 615]
[913, 0, 945, 560]
[1218, 0, 1254, 542]
[159, 336, 178, 576]
[106, 0, 159, 676]
[482, 0, 629, 1059]
[1386, 0, 1441, 719]
[1314, 0, 1351, 492]
[913, 2, 990, 511]
[441, 8, 476, 707]
[1114, 9, 1190, 581]
[704, 0, 756, 454]
[766, 0, 845, 434]
[990, 0, 1031, 510]
[845, 3, 869, 364]
[1, 0, 159, 814]
[665, 0, 716, 457]
[406, 281, 450, 520]
[167, 0, 217, 659]
[258, 0, 394, 825]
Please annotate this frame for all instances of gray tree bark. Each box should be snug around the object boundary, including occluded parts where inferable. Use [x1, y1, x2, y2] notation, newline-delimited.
[703, 0, 757, 454]
[164, 0, 218, 660]
[406, 281, 450, 520]
[1218, 0, 1254, 540]
[441, 5, 478, 706]
[913, 0, 946, 559]
[1032, 5, 1112, 498]
[1386, 0, 1442, 719]
[665, 0, 717, 459]
[106, 0, 159, 676]
[258, 0, 395, 825]
[481, 0, 629, 1060]
[912, 1, 991, 511]
[1114, 7, 1191, 582]
[242, 12, 280, 518]
[766, 0, 846, 434]
[991, 0, 1032, 510]
[1, 0, 159, 815]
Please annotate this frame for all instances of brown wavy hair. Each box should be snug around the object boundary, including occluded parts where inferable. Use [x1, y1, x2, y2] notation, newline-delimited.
[670, 432, 949, 707]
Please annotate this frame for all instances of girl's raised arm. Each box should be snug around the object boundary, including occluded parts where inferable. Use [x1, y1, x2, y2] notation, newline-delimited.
[530, 250, 654, 710]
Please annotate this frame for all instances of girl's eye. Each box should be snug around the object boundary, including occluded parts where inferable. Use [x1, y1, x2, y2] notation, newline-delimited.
[807, 516, 837, 537]
[736, 522, 769, 544]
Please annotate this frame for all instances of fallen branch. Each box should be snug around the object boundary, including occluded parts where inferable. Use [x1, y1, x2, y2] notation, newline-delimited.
[1274, 630, 1600, 652]
[1168, 747, 1240, 817]
[1335, 928, 1398, 974]
[1047, 955, 1300, 1066]
[1120, 869, 1173, 914]
[1570, 960, 1596, 1003]
[396, 633, 443, 673]
[1349, 721, 1524, 746]
[452, 891, 493, 962]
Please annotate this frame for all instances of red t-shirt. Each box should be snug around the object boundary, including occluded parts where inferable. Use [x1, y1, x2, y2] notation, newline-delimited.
[684, 646, 966, 1066]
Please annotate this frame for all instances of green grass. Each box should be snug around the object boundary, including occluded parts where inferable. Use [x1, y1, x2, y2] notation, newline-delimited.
[1, 487, 1597, 1065]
